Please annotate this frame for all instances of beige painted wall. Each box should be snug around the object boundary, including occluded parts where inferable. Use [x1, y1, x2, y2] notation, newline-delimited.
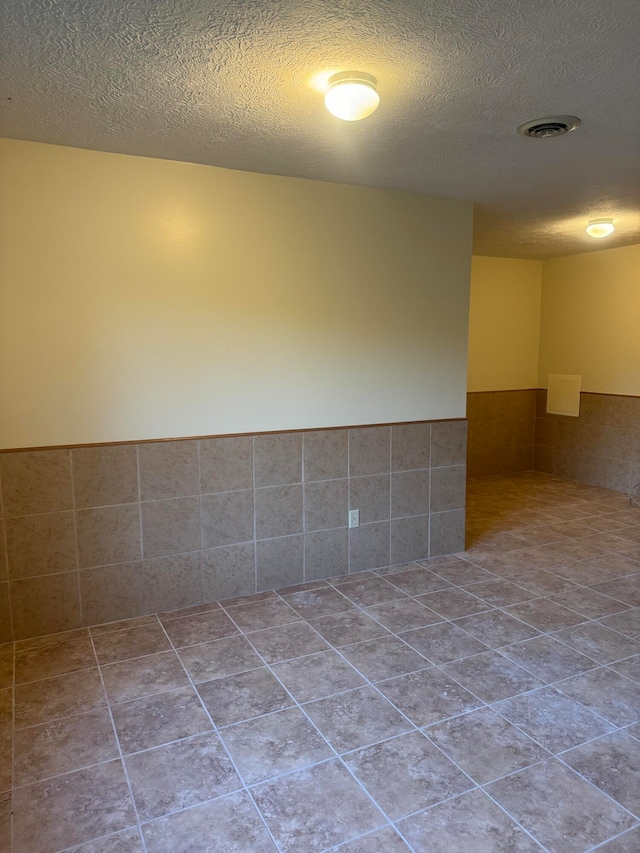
[538, 244, 640, 395]
[0, 139, 472, 449]
[467, 256, 542, 392]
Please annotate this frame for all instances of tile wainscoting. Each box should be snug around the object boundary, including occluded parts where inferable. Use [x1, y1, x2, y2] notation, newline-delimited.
[0, 420, 467, 641]
[466, 390, 536, 477]
[535, 390, 640, 495]
[467, 389, 640, 494]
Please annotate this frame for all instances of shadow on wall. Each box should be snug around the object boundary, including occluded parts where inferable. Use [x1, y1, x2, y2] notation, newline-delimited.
[466, 390, 536, 477]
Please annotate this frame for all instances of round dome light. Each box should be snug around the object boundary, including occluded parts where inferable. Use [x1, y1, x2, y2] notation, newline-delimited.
[325, 71, 380, 121]
[585, 219, 615, 239]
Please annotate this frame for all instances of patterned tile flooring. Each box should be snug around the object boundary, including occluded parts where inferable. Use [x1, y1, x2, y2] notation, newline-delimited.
[2, 472, 640, 852]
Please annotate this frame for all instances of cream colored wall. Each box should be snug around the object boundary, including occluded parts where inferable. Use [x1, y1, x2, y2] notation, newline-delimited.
[467, 256, 542, 392]
[0, 139, 472, 449]
[538, 244, 640, 395]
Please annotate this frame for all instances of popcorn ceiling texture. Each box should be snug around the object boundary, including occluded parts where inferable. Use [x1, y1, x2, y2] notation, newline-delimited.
[2, 0, 640, 258]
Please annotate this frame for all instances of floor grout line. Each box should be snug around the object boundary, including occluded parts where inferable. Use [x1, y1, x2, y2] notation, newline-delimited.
[4, 472, 640, 852]
[86, 630, 149, 853]
[152, 614, 286, 853]
[218, 603, 407, 852]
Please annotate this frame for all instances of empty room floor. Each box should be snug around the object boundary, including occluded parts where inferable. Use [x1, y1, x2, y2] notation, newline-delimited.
[2, 471, 640, 853]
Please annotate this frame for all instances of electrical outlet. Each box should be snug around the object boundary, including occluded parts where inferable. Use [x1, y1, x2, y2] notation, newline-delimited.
[348, 509, 360, 529]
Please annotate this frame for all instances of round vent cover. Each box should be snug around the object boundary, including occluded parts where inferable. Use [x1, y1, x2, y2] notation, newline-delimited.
[517, 115, 581, 138]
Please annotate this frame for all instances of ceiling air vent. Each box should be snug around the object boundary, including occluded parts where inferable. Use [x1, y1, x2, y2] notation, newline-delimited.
[517, 115, 581, 138]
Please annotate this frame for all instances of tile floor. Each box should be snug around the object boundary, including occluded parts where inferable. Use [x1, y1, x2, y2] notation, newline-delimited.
[2, 471, 640, 852]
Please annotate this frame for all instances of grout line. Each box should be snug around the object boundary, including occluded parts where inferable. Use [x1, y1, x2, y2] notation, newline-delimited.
[195, 440, 204, 608]
[252, 436, 258, 595]
[86, 630, 149, 853]
[56, 825, 146, 853]
[218, 605, 412, 851]
[347, 430, 351, 577]
[9, 609, 16, 853]
[262, 593, 550, 853]
[153, 611, 285, 853]
[68, 451, 83, 631]
[5, 471, 640, 852]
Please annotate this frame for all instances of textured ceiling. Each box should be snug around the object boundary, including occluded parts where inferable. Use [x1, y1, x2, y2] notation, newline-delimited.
[1, 0, 640, 258]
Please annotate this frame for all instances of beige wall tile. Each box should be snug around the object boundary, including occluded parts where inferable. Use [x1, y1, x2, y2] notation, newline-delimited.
[489, 420, 513, 449]
[349, 428, 390, 477]
[468, 420, 492, 452]
[77, 504, 142, 568]
[350, 475, 390, 524]
[490, 448, 513, 475]
[391, 471, 430, 519]
[536, 417, 556, 447]
[580, 394, 608, 425]
[430, 466, 466, 513]
[0, 584, 11, 643]
[199, 437, 253, 494]
[534, 392, 640, 493]
[467, 450, 494, 478]
[390, 516, 428, 564]
[556, 420, 580, 451]
[468, 390, 536, 477]
[580, 425, 607, 456]
[79, 562, 146, 626]
[600, 459, 633, 494]
[11, 571, 81, 639]
[203, 543, 256, 601]
[201, 490, 254, 549]
[534, 445, 555, 474]
[303, 430, 348, 482]
[254, 434, 302, 487]
[554, 450, 582, 482]
[141, 497, 200, 558]
[512, 446, 534, 472]
[605, 428, 635, 461]
[305, 479, 348, 532]
[391, 424, 431, 472]
[72, 446, 139, 508]
[256, 485, 303, 539]
[535, 389, 549, 418]
[0, 417, 492, 635]
[0, 522, 6, 582]
[467, 393, 493, 421]
[580, 454, 606, 487]
[349, 522, 390, 573]
[305, 529, 348, 581]
[0, 450, 72, 516]
[502, 389, 536, 419]
[430, 509, 466, 557]
[143, 553, 202, 614]
[256, 535, 304, 590]
[431, 421, 467, 467]
[139, 441, 198, 501]
[513, 418, 535, 446]
[6, 512, 77, 579]
[0, 791, 9, 848]
[605, 395, 640, 429]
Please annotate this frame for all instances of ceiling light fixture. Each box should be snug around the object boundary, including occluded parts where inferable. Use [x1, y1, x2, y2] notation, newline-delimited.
[585, 219, 615, 238]
[324, 71, 380, 121]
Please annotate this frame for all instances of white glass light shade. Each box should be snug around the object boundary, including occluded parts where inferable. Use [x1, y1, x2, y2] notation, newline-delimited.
[585, 219, 615, 238]
[325, 72, 380, 121]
